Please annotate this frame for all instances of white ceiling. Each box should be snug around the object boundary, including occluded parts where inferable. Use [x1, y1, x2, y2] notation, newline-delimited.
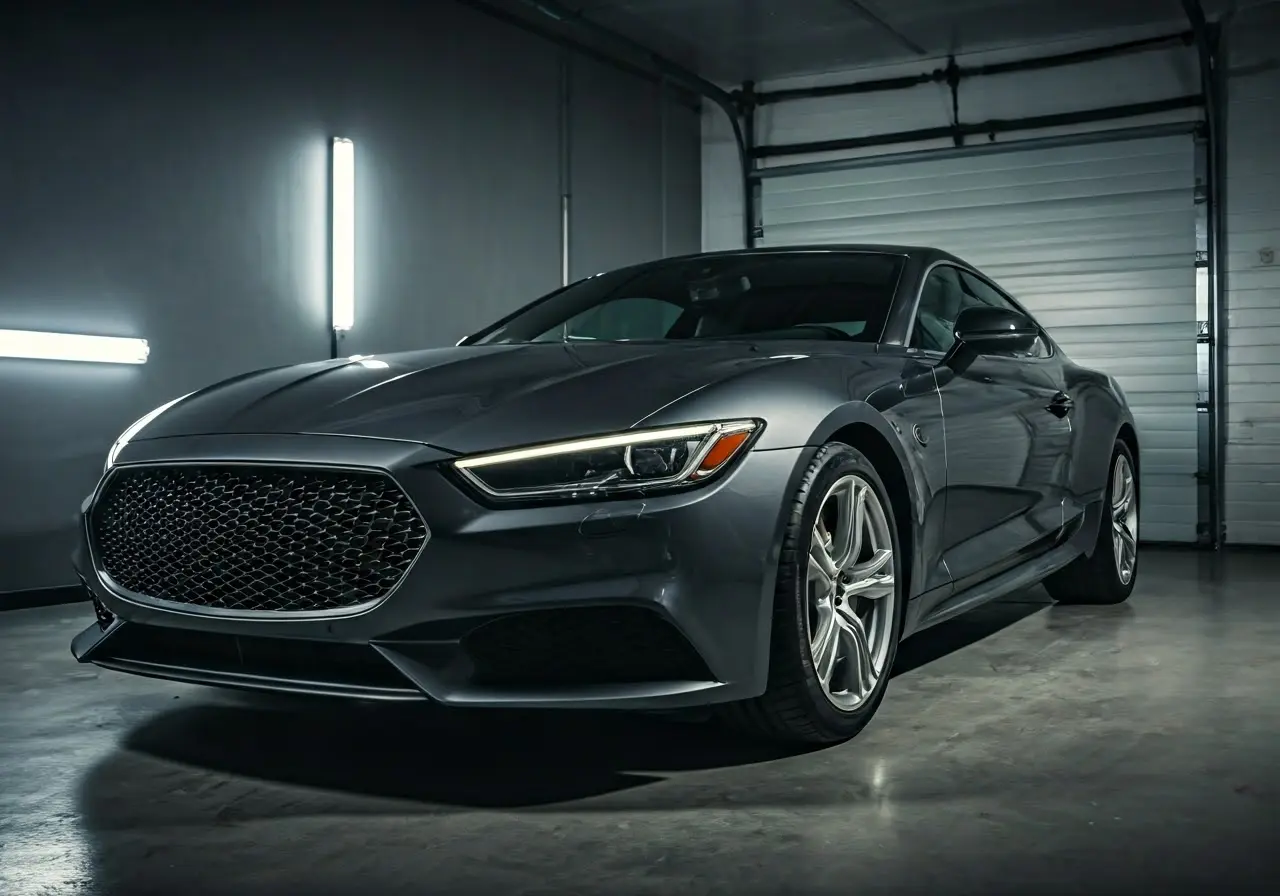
[525, 0, 1243, 83]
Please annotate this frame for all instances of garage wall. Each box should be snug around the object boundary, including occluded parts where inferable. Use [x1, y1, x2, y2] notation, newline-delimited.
[1223, 3, 1280, 546]
[570, 57, 702, 279]
[0, 1, 702, 598]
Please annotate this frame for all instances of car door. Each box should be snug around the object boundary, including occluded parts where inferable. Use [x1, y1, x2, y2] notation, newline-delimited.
[909, 264, 1073, 592]
[955, 269, 1077, 536]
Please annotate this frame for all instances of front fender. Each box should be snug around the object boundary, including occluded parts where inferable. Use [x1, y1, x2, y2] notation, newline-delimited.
[808, 401, 933, 598]
[642, 356, 932, 598]
[645, 350, 928, 529]
[1068, 369, 1135, 505]
[809, 399, 921, 519]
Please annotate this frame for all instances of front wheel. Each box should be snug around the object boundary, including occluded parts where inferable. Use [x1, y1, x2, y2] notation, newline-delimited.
[1044, 438, 1139, 605]
[722, 442, 904, 745]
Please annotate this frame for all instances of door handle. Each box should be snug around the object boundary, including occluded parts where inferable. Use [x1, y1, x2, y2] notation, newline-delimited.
[1046, 391, 1074, 417]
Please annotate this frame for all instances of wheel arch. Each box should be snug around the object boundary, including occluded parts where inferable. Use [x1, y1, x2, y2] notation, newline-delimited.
[1116, 420, 1140, 488]
[808, 403, 922, 605]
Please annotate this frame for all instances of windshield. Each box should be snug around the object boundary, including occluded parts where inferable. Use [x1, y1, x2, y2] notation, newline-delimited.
[470, 252, 907, 345]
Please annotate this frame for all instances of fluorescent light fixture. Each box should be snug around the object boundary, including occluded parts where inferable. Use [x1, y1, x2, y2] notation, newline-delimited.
[0, 329, 149, 364]
[331, 137, 355, 332]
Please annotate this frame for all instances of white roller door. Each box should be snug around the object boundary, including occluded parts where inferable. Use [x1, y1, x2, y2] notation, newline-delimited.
[760, 135, 1198, 543]
[1224, 54, 1280, 546]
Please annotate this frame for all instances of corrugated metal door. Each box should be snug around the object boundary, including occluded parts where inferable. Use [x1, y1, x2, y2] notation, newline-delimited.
[1225, 55, 1280, 545]
[759, 135, 1198, 543]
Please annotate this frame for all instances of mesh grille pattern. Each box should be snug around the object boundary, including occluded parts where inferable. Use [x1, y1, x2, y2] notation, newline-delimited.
[89, 465, 428, 613]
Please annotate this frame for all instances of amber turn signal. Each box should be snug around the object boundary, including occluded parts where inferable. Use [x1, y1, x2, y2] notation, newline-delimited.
[693, 429, 753, 478]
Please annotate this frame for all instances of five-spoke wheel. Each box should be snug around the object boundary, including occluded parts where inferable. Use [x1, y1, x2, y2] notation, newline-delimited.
[722, 442, 905, 745]
[1111, 452, 1138, 586]
[806, 474, 896, 710]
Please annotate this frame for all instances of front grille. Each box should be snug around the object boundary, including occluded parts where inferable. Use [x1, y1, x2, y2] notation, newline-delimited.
[462, 606, 713, 687]
[88, 464, 429, 614]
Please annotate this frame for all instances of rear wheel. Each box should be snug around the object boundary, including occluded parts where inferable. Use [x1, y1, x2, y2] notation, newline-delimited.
[1044, 438, 1139, 605]
[722, 442, 904, 745]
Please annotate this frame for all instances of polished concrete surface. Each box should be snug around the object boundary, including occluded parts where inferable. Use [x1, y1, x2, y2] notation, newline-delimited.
[1, 548, 1277, 896]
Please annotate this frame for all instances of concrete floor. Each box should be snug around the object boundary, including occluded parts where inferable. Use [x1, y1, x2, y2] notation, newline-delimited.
[1, 549, 1277, 896]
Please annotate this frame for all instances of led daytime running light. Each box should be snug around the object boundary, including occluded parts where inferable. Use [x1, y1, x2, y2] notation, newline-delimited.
[453, 420, 759, 500]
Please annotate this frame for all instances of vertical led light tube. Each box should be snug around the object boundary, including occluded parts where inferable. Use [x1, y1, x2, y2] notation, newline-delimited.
[331, 137, 355, 332]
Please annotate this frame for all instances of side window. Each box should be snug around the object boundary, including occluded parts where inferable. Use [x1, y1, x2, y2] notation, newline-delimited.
[911, 266, 1047, 358]
[535, 297, 683, 342]
[910, 266, 967, 353]
[956, 271, 1018, 312]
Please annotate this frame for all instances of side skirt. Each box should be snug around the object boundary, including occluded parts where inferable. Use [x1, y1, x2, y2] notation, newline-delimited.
[908, 498, 1103, 636]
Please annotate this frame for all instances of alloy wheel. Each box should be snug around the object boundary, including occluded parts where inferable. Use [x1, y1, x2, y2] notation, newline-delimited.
[805, 474, 897, 711]
[1112, 453, 1138, 585]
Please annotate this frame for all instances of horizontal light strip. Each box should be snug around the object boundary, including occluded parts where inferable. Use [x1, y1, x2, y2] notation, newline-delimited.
[454, 422, 755, 469]
[0, 329, 150, 364]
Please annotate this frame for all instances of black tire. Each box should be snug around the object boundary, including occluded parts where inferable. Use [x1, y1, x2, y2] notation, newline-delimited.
[721, 442, 905, 746]
[1044, 438, 1138, 606]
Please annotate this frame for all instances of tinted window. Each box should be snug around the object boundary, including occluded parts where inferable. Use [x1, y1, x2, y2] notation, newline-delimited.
[472, 252, 906, 345]
[958, 271, 1021, 314]
[911, 266, 968, 353]
[912, 266, 1046, 357]
[541, 297, 684, 343]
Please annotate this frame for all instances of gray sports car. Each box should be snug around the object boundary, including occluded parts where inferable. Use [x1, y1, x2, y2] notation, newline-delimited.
[71, 246, 1140, 744]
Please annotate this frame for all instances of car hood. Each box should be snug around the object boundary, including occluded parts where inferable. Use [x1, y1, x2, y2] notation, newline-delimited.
[139, 341, 873, 455]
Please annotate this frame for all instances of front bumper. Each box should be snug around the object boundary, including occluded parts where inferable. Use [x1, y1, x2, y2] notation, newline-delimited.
[72, 432, 809, 710]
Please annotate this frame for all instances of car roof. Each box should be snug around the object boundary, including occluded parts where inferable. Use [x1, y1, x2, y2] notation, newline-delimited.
[620, 244, 967, 272]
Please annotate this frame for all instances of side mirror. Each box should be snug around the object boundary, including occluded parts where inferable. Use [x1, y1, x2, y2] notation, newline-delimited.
[952, 306, 1039, 354]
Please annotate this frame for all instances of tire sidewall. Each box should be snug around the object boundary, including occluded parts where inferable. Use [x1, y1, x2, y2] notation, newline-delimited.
[785, 443, 904, 733]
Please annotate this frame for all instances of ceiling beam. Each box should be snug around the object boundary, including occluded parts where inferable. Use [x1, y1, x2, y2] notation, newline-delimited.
[502, 0, 736, 110]
[834, 0, 929, 56]
[752, 94, 1204, 159]
[455, 0, 696, 103]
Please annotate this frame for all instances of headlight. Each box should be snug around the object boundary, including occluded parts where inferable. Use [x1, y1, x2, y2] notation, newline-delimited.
[452, 420, 760, 500]
[105, 393, 194, 471]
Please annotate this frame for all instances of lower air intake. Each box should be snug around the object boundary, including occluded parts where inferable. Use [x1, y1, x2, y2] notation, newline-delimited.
[462, 606, 713, 687]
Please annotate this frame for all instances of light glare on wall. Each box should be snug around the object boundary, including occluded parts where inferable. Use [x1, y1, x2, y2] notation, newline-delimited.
[0, 329, 150, 364]
[331, 137, 355, 332]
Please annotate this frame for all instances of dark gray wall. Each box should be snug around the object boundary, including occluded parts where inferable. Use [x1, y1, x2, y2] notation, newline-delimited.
[0, 1, 702, 597]
[569, 55, 703, 280]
